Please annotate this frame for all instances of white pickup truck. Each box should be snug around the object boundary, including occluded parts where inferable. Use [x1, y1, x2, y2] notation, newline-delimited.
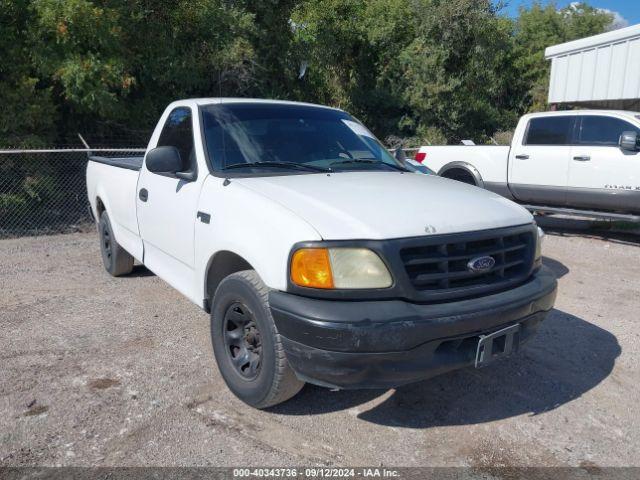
[416, 110, 640, 218]
[87, 98, 556, 408]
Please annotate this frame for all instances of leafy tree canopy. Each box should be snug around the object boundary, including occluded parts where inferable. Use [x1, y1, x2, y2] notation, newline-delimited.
[0, 0, 615, 146]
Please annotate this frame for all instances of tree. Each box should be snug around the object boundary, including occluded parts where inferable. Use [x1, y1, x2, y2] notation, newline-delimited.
[293, 0, 522, 143]
[0, 0, 57, 147]
[0, 0, 622, 147]
[514, 1, 613, 111]
[398, 0, 522, 143]
[117, 0, 257, 132]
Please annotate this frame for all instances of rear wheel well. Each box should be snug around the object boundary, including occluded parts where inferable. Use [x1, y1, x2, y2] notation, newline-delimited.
[205, 251, 254, 308]
[440, 167, 477, 186]
[95, 197, 106, 218]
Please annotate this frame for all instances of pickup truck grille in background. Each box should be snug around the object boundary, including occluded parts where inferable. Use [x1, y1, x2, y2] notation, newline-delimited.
[398, 226, 536, 301]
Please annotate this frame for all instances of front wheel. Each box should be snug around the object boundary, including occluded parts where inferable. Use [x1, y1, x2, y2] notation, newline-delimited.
[210, 270, 304, 408]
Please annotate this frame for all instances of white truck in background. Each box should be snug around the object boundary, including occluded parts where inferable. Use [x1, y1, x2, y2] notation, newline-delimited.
[415, 110, 640, 220]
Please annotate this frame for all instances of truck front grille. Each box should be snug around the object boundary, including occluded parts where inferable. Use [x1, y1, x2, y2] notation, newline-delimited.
[399, 227, 535, 301]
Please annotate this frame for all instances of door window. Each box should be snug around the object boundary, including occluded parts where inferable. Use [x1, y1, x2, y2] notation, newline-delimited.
[156, 107, 196, 172]
[524, 116, 574, 146]
[577, 116, 640, 146]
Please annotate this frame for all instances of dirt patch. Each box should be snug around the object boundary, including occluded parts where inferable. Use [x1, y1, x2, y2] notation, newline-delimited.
[23, 405, 49, 417]
[88, 378, 121, 390]
[185, 395, 213, 410]
[579, 460, 603, 475]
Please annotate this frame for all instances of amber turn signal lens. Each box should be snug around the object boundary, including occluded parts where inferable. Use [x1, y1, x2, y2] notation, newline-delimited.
[291, 248, 334, 289]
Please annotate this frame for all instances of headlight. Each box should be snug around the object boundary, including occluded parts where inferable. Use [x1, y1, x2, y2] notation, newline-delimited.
[534, 226, 544, 268]
[291, 247, 392, 289]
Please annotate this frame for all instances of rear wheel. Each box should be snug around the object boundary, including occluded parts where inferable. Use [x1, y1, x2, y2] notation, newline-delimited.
[210, 270, 304, 408]
[98, 212, 134, 277]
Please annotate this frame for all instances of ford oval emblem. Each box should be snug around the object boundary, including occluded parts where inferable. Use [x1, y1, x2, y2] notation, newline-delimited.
[467, 256, 495, 273]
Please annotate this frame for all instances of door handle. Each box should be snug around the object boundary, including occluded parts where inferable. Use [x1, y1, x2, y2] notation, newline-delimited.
[196, 211, 211, 224]
[573, 155, 591, 162]
[139, 188, 148, 202]
[515, 154, 529, 160]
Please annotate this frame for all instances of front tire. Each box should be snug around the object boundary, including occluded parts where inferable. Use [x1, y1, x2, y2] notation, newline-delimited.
[98, 212, 134, 277]
[210, 270, 304, 408]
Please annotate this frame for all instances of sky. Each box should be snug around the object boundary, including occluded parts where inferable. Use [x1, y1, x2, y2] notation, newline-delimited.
[501, 0, 640, 28]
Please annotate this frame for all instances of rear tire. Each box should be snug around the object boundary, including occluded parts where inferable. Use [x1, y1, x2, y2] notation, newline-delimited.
[210, 270, 304, 408]
[98, 212, 134, 277]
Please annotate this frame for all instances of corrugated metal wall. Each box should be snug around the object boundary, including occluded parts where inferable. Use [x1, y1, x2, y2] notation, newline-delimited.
[546, 24, 640, 108]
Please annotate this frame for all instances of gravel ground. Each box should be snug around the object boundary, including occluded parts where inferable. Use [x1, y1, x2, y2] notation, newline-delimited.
[1, 220, 639, 468]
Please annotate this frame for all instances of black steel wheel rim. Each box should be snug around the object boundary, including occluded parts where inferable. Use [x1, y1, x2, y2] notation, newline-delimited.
[102, 223, 112, 263]
[223, 302, 262, 380]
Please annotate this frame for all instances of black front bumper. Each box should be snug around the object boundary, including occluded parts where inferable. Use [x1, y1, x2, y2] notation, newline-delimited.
[269, 266, 557, 389]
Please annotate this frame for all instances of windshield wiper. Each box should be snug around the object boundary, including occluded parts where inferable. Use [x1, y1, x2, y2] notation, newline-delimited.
[330, 158, 409, 172]
[222, 161, 331, 173]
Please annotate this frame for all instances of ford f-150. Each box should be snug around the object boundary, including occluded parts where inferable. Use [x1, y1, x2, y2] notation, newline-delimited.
[86, 98, 557, 408]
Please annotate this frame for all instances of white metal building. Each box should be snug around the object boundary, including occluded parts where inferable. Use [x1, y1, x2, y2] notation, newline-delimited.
[545, 24, 640, 110]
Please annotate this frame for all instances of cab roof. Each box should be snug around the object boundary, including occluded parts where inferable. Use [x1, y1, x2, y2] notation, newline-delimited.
[190, 97, 342, 111]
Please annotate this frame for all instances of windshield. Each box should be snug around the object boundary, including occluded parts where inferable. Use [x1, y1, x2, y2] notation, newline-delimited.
[200, 103, 401, 174]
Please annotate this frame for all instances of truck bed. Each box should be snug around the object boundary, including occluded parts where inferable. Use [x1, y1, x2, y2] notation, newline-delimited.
[416, 145, 509, 184]
[86, 157, 144, 261]
[88, 155, 144, 171]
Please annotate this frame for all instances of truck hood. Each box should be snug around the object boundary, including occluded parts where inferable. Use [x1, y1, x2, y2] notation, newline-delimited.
[235, 172, 533, 240]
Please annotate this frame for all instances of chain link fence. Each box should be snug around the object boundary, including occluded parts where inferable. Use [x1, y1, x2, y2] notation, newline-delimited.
[0, 148, 145, 238]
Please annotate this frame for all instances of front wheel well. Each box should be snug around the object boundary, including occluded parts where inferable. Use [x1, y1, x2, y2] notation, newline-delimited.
[95, 197, 106, 218]
[440, 167, 477, 186]
[205, 251, 254, 307]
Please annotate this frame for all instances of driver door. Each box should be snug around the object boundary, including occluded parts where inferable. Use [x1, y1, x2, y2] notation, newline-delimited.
[136, 106, 205, 297]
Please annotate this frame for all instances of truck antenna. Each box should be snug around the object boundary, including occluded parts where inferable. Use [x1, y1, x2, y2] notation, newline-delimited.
[78, 133, 92, 159]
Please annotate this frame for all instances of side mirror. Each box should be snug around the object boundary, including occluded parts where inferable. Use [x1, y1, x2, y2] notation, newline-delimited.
[394, 147, 407, 164]
[145, 146, 196, 180]
[619, 131, 640, 152]
[146, 146, 184, 173]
